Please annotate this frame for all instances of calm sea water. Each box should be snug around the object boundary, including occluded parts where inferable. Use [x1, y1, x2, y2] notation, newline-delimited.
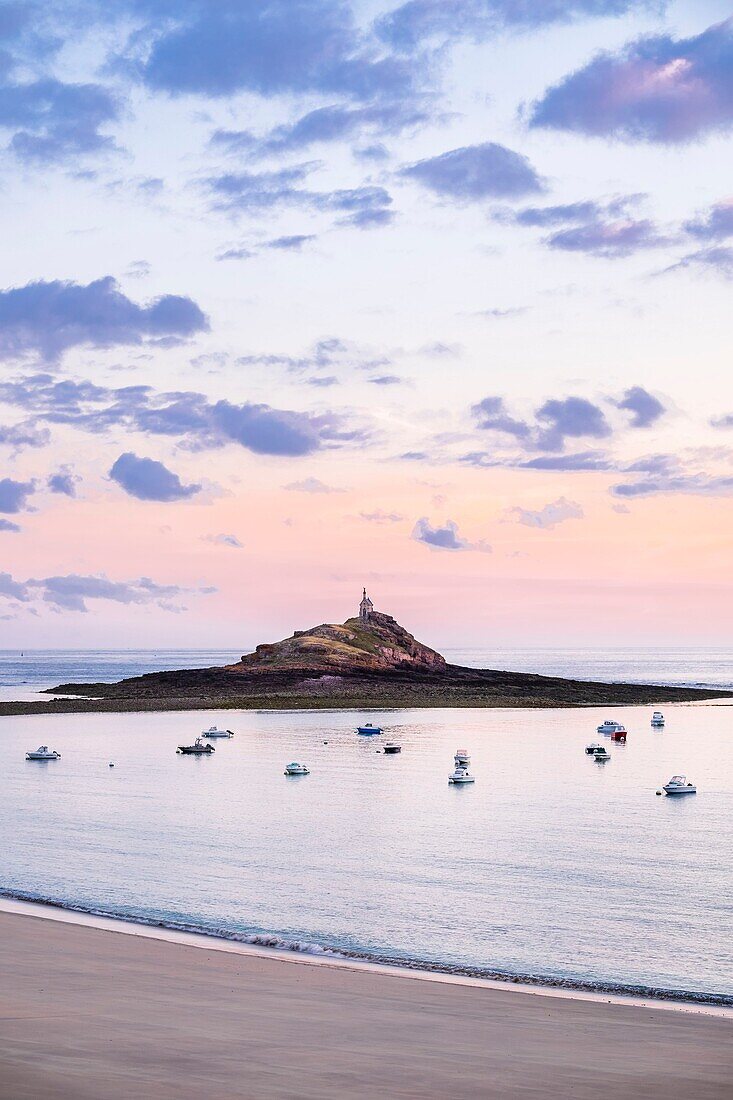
[2, 692, 732, 1001]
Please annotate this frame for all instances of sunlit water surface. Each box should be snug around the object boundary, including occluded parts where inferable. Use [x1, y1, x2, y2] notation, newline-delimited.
[2, 702, 732, 1000]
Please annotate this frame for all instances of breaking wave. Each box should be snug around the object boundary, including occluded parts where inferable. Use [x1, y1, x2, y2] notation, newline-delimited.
[2, 886, 732, 1008]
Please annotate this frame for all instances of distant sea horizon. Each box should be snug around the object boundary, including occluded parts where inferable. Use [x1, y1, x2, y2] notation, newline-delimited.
[2, 646, 733, 703]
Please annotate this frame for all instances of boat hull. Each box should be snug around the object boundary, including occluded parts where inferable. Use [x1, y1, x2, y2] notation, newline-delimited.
[664, 786, 696, 795]
[357, 727, 382, 735]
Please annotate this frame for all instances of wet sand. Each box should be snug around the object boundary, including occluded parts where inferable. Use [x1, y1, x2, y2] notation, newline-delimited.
[1, 911, 731, 1099]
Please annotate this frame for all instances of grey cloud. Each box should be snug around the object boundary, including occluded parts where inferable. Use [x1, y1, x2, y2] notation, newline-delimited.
[204, 533, 243, 548]
[0, 276, 208, 361]
[401, 141, 543, 201]
[662, 246, 733, 280]
[0, 476, 34, 512]
[511, 497, 584, 529]
[0, 518, 20, 532]
[412, 517, 490, 552]
[615, 386, 665, 427]
[109, 452, 201, 502]
[0, 421, 50, 449]
[684, 198, 733, 241]
[47, 469, 80, 496]
[360, 510, 403, 523]
[284, 477, 344, 493]
[0, 372, 362, 458]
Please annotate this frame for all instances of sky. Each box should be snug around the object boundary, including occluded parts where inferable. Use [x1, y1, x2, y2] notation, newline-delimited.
[2, 0, 733, 649]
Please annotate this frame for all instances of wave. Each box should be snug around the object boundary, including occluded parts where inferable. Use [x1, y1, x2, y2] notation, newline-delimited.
[2, 886, 732, 1008]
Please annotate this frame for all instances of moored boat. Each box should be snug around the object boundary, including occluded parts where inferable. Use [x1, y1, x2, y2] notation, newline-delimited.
[25, 745, 61, 761]
[585, 742, 603, 755]
[449, 748, 475, 784]
[663, 775, 696, 795]
[651, 711, 665, 727]
[597, 719, 627, 738]
[177, 737, 215, 755]
[383, 741, 402, 754]
[591, 746, 610, 761]
[201, 726, 234, 738]
[357, 722, 383, 735]
[284, 762, 310, 775]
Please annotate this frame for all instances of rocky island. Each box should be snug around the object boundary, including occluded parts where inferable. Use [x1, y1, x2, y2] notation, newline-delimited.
[1, 589, 729, 717]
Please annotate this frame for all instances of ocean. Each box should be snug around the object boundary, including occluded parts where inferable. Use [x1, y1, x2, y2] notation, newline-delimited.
[1, 648, 732, 1003]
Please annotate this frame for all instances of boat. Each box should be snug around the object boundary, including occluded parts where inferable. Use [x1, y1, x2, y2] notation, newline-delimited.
[585, 742, 604, 755]
[590, 746, 610, 761]
[651, 711, 665, 727]
[25, 746, 61, 760]
[449, 749, 475, 784]
[201, 725, 234, 738]
[357, 722, 383, 735]
[284, 762, 310, 775]
[177, 737, 215, 755]
[596, 719, 627, 738]
[383, 741, 402, 754]
[663, 775, 696, 795]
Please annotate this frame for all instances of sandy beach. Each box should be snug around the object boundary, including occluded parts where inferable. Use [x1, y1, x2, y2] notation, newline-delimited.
[1, 910, 731, 1099]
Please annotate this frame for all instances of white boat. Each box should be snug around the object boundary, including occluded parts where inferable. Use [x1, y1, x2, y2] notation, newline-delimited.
[596, 719, 626, 736]
[449, 749, 475, 784]
[663, 775, 696, 795]
[201, 726, 234, 738]
[284, 762, 310, 776]
[651, 712, 665, 727]
[25, 745, 61, 761]
[585, 742, 606, 756]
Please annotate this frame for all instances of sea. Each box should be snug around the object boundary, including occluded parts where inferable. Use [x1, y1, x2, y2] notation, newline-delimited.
[1, 647, 732, 1004]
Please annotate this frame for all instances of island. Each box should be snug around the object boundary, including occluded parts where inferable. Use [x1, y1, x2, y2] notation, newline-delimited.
[1, 588, 729, 717]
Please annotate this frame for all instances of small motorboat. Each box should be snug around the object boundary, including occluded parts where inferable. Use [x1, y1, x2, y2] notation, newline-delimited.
[357, 722, 383, 735]
[663, 775, 696, 795]
[590, 746, 610, 761]
[201, 726, 234, 738]
[383, 741, 402, 754]
[597, 719, 626, 737]
[449, 749, 475, 784]
[284, 762, 310, 775]
[177, 737, 214, 755]
[26, 746, 61, 761]
[585, 742, 603, 755]
[651, 711, 665, 727]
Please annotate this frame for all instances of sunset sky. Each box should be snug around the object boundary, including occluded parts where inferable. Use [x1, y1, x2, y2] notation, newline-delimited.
[2, 0, 733, 648]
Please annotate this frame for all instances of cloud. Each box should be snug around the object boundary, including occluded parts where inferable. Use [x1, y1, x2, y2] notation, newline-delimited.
[360, 510, 404, 523]
[661, 246, 733, 280]
[136, 0, 419, 103]
[684, 198, 733, 242]
[0, 77, 119, 164]
[612, 471, 733, 497]
[0, 372, 360, 458]
[0, 276, 208, 361]
[511, 497, 584, 529]
[109, 452, 201, 502]
[47, 469, 80, 497]
[471, 306, 528, 319]
[377, 0, 657, 48]
[266, 234, 317, 252]
[284, 477, 344, 493]
[615, 386, 665, 427]
[0, 570, 28, 598]
[401, 141, 543, 201]
[412, 516, 490, 552]
[472, 396, 531, 440]
[368, 374, 402, 385]
[0, 476, 34, 512]
[206, 164, 394, 227]
[8, 572, 213, 613]
[534, 396, 611, 451]
[0, 421, 50, 449]
[519, 451, 611, 471]
[211, 101, 429, 159]
[530, 18, 733, 144]
[203, 533, 243, 549]
[0, 518, 20, 532]
[545, 218, 666, 258]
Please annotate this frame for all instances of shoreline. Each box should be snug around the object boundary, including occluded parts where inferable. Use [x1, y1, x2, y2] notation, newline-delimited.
[2, 907, 732, 1099]
[2, 691, 733, 718]
[1, 893, 730, 1016]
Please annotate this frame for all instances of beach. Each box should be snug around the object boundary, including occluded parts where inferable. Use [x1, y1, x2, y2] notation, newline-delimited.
[1, 909, 731, 1099]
